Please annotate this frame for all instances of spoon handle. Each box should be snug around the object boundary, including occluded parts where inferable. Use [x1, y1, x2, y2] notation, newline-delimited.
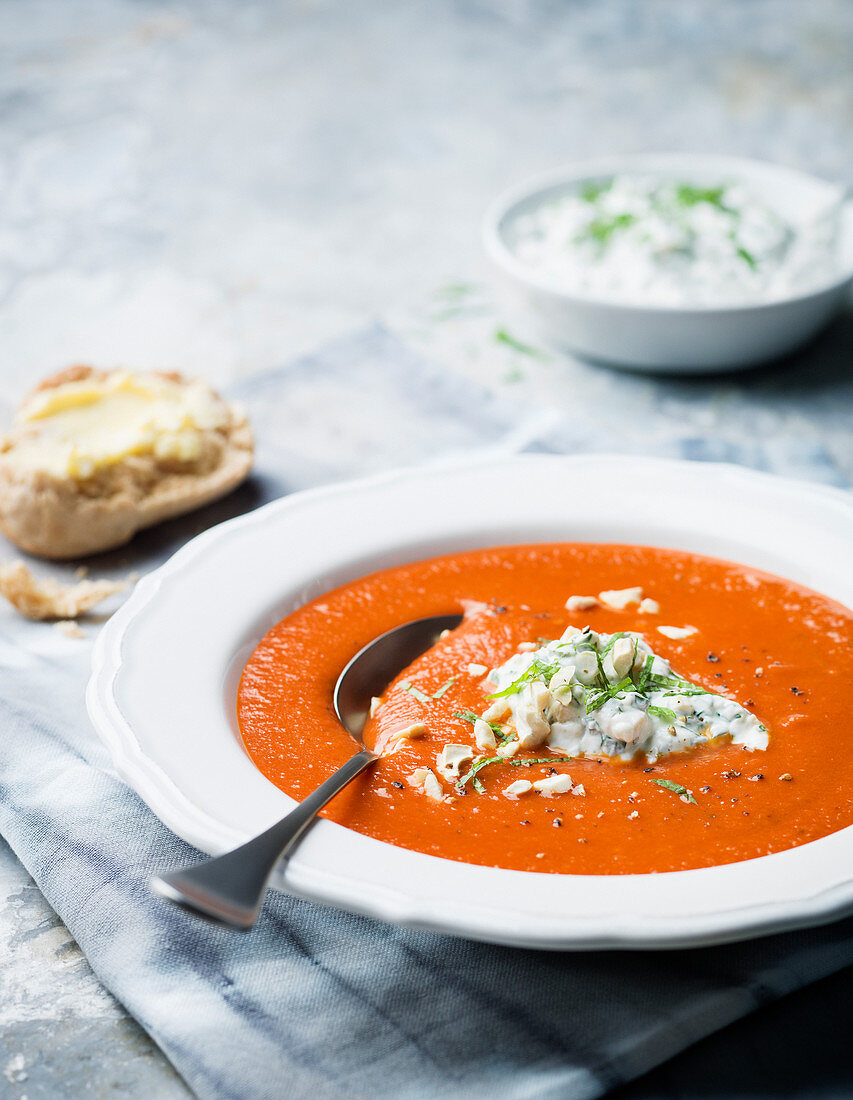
[151, 747, 378, 929]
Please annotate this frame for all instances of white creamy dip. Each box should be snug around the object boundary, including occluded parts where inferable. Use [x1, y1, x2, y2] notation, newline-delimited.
[510, 175, 838, 306]
[480, 627, 768, 764]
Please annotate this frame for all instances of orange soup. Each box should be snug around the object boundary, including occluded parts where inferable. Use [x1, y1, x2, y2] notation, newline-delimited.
[238, 543, 853, 874]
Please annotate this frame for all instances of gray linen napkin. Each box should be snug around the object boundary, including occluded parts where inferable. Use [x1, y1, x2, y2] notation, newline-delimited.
[1, 325, 852, 1100]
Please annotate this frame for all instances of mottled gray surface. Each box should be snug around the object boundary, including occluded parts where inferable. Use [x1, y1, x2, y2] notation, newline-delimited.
[1, 0, 852, 1097]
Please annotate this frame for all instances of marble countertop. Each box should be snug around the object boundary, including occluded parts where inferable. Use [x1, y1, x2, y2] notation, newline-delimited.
[2, 1, 852, 1095]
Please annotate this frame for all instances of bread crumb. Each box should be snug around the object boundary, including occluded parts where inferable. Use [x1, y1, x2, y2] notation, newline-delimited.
[53, 619, 85, 639]
[0, 561, 127, 621]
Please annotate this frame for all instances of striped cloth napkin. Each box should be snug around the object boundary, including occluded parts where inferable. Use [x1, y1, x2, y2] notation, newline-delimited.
[0, 325, 852, 1099]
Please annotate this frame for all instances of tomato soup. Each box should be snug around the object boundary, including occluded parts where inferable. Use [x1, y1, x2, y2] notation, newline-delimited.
[237, 544, 853, 874]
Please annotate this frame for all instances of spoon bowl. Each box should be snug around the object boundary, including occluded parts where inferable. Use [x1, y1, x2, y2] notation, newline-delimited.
[335, 613, 463, 739]
[151, 612, 462, 928]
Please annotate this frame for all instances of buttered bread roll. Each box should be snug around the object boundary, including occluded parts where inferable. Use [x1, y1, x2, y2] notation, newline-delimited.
[0, 366, 253, 559]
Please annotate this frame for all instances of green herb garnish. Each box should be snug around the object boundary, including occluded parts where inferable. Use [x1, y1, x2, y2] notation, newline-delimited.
[584, 212, 636, 244]
[585, 676, 635, 714]
[636, 653, 655, 693]
[454, 709, 513, 746]
[494, 328, 549, 359]
[579, 179, 612, 203]
[737, 246, 757, 269]
[399, 681, 433, 704]
[458, 755, 573, 794]
[487, 658, 561, 699]
[674, 184, 728, 209]
[651, 777, 697, 804]
[600, 632, 628, 657]
[647, 705, 678, 723]
[432, 676, 459, 699]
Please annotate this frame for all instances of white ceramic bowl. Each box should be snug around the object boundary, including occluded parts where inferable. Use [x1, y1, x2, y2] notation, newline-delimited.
[88, 455, 853, 950]
[483, 154, 853, 373]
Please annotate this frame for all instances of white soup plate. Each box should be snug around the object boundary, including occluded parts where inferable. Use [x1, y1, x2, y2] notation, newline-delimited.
[88, 455, 853, 950]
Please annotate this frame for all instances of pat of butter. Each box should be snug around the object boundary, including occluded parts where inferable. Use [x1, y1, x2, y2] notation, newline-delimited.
[6, 372, 229, 479]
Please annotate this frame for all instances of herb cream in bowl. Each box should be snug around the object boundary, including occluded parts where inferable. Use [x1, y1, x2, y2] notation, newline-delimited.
[484, 155, 853, 372]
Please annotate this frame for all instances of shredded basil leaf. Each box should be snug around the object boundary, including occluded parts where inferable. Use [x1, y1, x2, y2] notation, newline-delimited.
[454, 710, 504, 738]
[652, 777, 697, 804]
[585, 676, 635, 714]
[432, 676, 458, 699]
[400, 681, 432, 704]
[458, 754, 574, 794]
[647, 705, 678, 723]
[487, 658, 561, 699]
[494, 328, 548, 359]
[737, 245, 757, 269]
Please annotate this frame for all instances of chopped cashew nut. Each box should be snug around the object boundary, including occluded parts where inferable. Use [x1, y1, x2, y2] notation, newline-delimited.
[572, 784, 586, 797]
[437, 744, 474, 779]
[603, 636, 635, 681]
[467, 663, 488, 676]
[657, 625, 698, 640]
[532, 774, 573, 795]
[598, 586, 643, 610]
[473, 718, 497, 750]
[503, 779, 533, 799]
[515, 681, 552, 748]
[482, 698, 510, 722]
[639, 598, 660, 614]
[497, 738, 521, 758]
[565, 595, 599, 611]
[388, 722, 427, 743]
[407, 767, 444, 801]
[517, 641, 537, 652]
[369, 696, 383, 718]
[572, 650, 599, 685]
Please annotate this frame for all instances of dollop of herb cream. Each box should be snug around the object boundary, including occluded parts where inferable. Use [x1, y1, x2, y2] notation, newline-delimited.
[478, 627, 768, 764]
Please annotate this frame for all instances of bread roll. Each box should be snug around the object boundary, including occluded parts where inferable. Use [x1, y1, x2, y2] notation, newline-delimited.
[0, 366, 253, 559]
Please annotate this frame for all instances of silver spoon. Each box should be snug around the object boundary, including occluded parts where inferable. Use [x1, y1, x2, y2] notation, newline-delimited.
[151, 612, 462, 929]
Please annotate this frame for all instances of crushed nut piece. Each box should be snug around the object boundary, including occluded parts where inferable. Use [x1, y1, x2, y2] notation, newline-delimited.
[565, 595, 599, 612]
[657, 624, 698, 640]
[598, 586, 643, 610]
